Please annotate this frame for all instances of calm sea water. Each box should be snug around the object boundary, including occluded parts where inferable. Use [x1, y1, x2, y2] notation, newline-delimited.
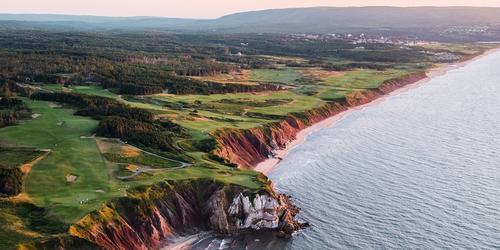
[180, 51, 500, 249]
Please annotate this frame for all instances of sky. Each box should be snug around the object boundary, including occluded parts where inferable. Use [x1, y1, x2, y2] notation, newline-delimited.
[2, 0, 500, 18]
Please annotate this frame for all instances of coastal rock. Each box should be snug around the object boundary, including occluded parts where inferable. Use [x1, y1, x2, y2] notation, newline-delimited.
[227, 192, 306, 237]
[65, 179, 302, 250]
[228, 193, 280, 229]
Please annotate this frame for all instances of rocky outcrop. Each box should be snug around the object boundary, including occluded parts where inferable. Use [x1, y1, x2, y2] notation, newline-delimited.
[67, 178, 304, 250]
[212, 72, 427, 168]
[228, 192, 304, 236]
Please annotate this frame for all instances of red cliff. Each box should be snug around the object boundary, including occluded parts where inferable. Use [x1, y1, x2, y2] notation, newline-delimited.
[64, 179, 305, 250]
[212, 72, 427, 168]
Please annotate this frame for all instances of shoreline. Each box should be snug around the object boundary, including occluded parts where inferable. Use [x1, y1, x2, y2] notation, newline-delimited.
[254, 48, 500, 174]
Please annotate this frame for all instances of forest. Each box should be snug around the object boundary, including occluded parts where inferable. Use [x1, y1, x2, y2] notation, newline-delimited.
[0, 29, 450, 96]
[0, 96, 30, 128]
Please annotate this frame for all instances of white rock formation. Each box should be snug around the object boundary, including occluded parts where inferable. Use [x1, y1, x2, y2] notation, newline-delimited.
[228, 193, 280, 230]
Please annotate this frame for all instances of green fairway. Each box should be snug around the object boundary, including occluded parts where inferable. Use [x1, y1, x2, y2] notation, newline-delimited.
[71, 86, 119, 99]
[150, 90, 324, 132]
[249, 68, 302, 84]
[0, 98, 265, 223]
[306, 69, 411, 100]
[320, 69, 408, 89]
[40, 84, 119, 99]
[32, 68, 414, 137]
[0, 98, 117, 222]
[141, 68, 407, 132]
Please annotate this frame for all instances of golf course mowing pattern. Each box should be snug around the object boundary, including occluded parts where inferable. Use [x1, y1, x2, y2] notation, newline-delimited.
[304, 69, 411, 100]
[140, 68, 410, 132]
[149, 90, 325, 132]
[0, 98, 117, 222]
[97, 138, 183, 167]
[319, 69, 408, 89]
[248, 68, 302, 84]
[193, 68, 302, 85]
[0, 67, 421, 223]
[40, 84, 119, 99]
[0, 98, 266, 223]
[31, 68, 413, 138]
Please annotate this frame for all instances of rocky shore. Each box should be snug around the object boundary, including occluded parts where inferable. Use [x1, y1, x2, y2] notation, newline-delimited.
[20, 178, 304, 250]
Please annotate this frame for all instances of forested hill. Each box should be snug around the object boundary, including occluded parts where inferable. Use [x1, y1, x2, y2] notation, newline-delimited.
[215, 7, 500, 28]
[2, 7, 500, 39]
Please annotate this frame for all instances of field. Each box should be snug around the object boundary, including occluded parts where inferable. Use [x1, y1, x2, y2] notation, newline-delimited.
[39, 84, 119, 99]
[33, 67, 418, 139]
[248, 68, 302, 84]
[0, 98, 264, 225]
[0, 98, 114, 222]
[311, 69, 411, 101]
[135, 68, 413, 134]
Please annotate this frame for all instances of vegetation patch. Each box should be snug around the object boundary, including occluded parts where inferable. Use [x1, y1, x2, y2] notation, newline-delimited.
[249, 68, 302, 84]
[0, 148, 45, 169]
[217, 98, 293, 107]
[102, 153, 182, 169]
[0, 97, 31, 128]
[0, 148, 47, 196]
[0, 200, 68, 250]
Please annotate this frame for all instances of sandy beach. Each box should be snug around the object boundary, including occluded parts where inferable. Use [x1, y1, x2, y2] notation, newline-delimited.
[254, 48, 500, 174]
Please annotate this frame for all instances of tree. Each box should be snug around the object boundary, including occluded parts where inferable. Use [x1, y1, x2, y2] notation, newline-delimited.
[1, 81, 13, 97]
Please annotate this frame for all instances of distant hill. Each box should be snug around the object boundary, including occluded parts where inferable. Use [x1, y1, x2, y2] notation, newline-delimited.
[2, 7, 500, 35]
[0, 13, 202, 30]
[214, 7, 500, 29]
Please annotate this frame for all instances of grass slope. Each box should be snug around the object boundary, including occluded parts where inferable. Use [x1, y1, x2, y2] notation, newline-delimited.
[0, 98, 264, 224]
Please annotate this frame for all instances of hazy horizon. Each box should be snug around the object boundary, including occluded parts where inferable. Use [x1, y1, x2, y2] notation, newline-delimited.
[2, 0, 500, 19]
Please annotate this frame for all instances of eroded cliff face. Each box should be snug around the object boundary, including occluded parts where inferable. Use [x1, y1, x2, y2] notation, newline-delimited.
[228, 193, 303, 236]
[212, 72, 427, 168]
[66, 178, 304, 250]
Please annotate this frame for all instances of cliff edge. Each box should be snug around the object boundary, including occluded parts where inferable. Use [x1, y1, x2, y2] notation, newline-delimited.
[28, 178, 305, 250]
[212, 72, 427, 168]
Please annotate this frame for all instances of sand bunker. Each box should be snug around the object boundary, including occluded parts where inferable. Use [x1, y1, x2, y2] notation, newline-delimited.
[66, 174, 78, 183]
[126, 164, 139, 172]
[301, 68, 344, 80]
[48, 102, 62, 108]
[120, 147, 141, 158]
[31, 113, 41, 118]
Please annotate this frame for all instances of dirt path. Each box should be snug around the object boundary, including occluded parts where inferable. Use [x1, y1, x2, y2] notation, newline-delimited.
[115, 164, 189, 180]
[4, 149, 52, 203]
[117, 140, 192, 168]
[19, 149, 51, 174]
[83, 135, 192, 168]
